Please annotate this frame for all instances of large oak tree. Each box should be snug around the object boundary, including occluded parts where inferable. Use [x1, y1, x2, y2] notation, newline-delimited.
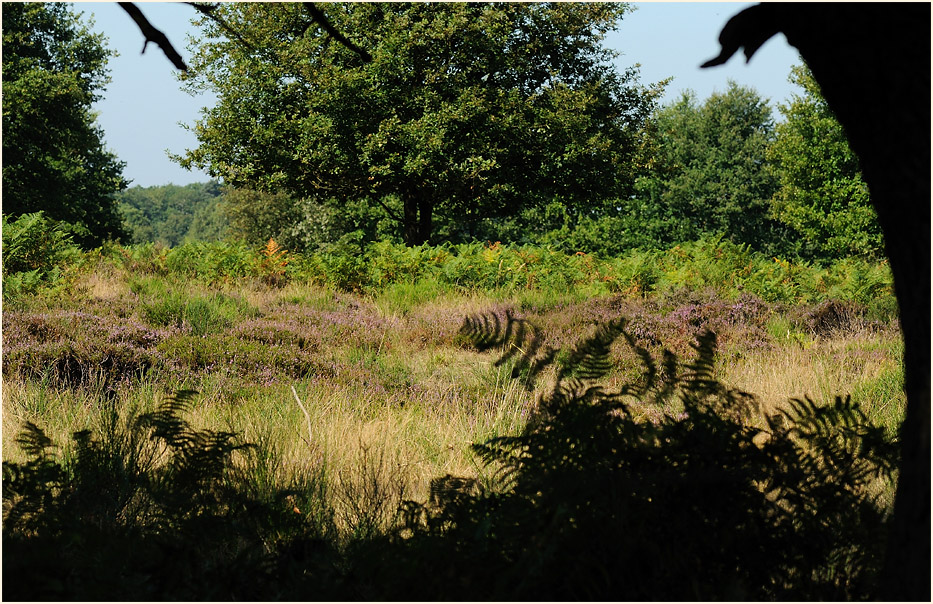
[176, 2, 661, 245]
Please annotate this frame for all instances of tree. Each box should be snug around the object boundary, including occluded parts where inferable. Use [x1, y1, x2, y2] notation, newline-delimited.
[2, 2, 128, 248]
[175, 3, 661, 246]
[629, 82, 784, 252]
[768, 65, 883, 260]
[117, 181, 226, 246]
[704, 5, 930, 599]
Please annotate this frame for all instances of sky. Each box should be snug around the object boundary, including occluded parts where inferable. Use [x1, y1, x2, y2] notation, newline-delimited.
[82, 2, 804, 189]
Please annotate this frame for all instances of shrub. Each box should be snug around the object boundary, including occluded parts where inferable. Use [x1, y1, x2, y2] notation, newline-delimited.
[2, 212, 83, 302]
[393, 313, 898, 600]
[2, 310, 168, 391]
[799, 299, 868, 337]
[315, 232, 373, 292]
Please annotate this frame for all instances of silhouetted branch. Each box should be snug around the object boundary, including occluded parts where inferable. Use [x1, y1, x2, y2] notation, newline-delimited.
[303, 3, 373, 63]
[117, 2, 188, 71]
[120, 1, 371, 72]
[185, 2, 254, 51]
[699, 4, 780, 68]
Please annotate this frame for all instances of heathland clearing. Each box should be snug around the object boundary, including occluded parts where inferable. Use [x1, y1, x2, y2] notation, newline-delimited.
[2, 240, 904, 506]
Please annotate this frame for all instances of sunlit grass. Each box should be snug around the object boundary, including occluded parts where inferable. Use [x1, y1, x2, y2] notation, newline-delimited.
[3, 250, 906, 522]
[721, 329, 904, 423]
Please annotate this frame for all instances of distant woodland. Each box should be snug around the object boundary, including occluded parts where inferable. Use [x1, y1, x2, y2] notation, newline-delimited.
[117, 181, 227, 247]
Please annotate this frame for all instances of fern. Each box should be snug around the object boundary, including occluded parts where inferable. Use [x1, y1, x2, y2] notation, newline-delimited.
[555, 317, 627, 382]
[259, 238, 290, 285]
[14, 421, 59, 459]
[2, 389, 336, 600]
[460, 309, 556, 384]
[423, 311, 898, 600]
[262, 238, 286, 262]
[2, 423, 67, 536]
[134, 390, 257, 521]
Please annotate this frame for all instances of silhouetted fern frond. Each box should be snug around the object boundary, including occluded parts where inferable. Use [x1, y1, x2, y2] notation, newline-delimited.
[679, 330, 758, 422]
[471, 434, 525, 491]
[14, 421, 58, 459]
[135, 390, 256, 518]
[2, 423, 67, 535]
[135, 389, 199, 449]
[461, 310, 556, 384]
[780, 395, 900, 489]
[2, 389, 336, 601]
[556, 318, 626, 383]
[681, 329, 720, 395]
[421, 314, 896, 600]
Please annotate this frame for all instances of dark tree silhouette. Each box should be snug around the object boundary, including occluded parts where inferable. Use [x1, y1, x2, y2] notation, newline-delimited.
[704, 4, 930, 600]
[118, 2, 187, 71]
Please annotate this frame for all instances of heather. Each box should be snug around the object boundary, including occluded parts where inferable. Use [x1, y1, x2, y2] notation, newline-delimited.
[2, 238, 904, 599]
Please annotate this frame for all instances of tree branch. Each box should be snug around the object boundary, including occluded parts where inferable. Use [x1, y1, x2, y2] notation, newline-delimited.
[117, 2, 188, 71]
[373, 195, 403, 223]
[120, 2, 371, 72]
[700, 4, 781, 68]
[185, 2, 254, 51]
[303, 3, 372, 63]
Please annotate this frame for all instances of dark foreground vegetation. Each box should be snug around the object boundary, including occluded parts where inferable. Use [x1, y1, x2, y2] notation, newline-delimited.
[3, 312, 897, 600]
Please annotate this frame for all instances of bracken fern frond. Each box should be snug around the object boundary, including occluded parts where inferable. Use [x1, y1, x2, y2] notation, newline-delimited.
[461, 310, 556, 384]
[423, 314, 897, 600]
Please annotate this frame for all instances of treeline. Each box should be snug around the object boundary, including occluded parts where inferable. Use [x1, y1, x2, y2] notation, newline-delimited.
[117, 181, 226, 247]
[118, 68, 879, 266]
[3, 3, 881, 267]
[175, 3, 880, 265]
[141, 69, 878, 265]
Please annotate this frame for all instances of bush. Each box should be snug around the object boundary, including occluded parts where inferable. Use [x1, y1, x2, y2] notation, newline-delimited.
[314, 232, 374, 292]
[2, 212, 82, 302]
[393, 313, 899, 600]
[2, 310, 167, 391]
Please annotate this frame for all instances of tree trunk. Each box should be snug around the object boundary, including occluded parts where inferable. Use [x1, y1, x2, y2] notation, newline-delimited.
[403, 194, 420, 246]
[401, 191, 433, 246]
[732, 3, 930, 601]
[417, 196, 433, 246]
[779, 10, 930, 600]
[707, 5, 930, 599]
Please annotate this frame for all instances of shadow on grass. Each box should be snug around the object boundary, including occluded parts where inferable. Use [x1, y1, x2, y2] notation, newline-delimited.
[3, 316, 897, 600]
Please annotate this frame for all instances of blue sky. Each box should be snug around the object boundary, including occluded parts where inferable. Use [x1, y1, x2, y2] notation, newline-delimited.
[83, 2, 803, 188]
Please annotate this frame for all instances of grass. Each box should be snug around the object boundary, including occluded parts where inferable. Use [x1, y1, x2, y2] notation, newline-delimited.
[1, 239, 906, 598]
[3, 255, 905, 498]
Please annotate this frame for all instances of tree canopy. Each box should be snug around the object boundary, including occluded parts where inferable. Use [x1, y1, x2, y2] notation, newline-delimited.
[1, 2, 127, 248]
[630, 82, 783, 252]
[176, 2, 663, 246]
[118, 181, 226, 246]
[768, 65, 882, 260]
